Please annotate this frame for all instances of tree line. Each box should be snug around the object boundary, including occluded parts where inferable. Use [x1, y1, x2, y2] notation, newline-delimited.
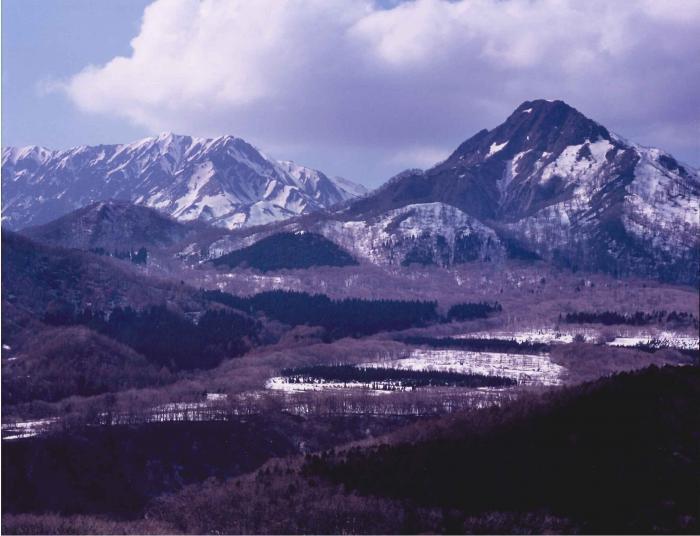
[447, 302, 502, 321]
[562, 309, 696, 326]
[402, 336, 551, 354]
[632, 338, 699, 362]
[204, 289, 503, 340]
[44, 306, 259, 371]
[282, 364, 516, 389]
[203, 289, 441, 339]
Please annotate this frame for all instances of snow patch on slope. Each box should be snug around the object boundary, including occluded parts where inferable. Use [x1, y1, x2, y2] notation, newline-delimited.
[316, 202, 502, 265]
[487, 141, 508, 158]
[539, 139, 613, 184]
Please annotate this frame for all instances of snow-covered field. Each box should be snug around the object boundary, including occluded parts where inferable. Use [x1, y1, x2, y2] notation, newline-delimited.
[266, 346, 565, 393]
[7, 327, 694, 441]
[459, 328, 595, 344]
[364, 349, 565, 386]
[268, 327, 696, 396]
[458, 328, 699, 351]
[266, 377, 399, 393]
[1, 418, 58, 440]
[608, 332, 699, 350]
[2, 396, 239, 440]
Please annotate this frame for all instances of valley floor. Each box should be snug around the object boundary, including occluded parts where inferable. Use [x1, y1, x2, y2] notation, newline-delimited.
[2, 259, 698, 534]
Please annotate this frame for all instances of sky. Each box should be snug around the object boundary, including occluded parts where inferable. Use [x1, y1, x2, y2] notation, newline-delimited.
[3, 0, 699, 187]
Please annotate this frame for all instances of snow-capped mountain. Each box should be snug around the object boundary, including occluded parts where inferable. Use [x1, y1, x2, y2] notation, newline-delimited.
[327, 99, 699, 283]
[1, 133, 366, 230]
[206, 100, 699, 283]
[276, 161, 367, 207]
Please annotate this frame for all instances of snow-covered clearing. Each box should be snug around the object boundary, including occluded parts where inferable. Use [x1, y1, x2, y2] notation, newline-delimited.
[459, 328, 587, 344]
[2, 418, 59, 441]
[608, 332, 698, 350]
[364, 349, 564, 386]
[457, 328, 698, 351]
[266, 377, 396, 393]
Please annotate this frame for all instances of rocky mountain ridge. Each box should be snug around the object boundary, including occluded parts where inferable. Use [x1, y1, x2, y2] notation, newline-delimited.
[2, 133, 366, 230]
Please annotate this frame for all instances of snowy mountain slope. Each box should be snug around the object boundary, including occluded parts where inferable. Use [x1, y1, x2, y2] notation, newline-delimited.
[1, 133, 365, 230]
[327, 175, 369, 198]
[339, 100, 699, 283]
[313, 202, 505, 266]
[202, 201, 505, 268]
[277, 161, 368, 205]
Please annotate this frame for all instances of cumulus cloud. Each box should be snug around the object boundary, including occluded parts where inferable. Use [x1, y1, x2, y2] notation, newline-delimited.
[63, 0, 700, 184]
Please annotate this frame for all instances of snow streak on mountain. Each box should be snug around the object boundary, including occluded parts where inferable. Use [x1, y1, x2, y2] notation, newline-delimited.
[1, 133, 366, 230]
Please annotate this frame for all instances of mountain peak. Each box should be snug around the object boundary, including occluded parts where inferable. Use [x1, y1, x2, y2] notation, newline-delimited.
[151, 131, 190, 146]
[445, 99, 611, 167]
[2, 133, 367, 230]
[507, 99, 606, 134]
[513, 98, 568, 112]
[2, 145, 54, 167]
[340, 98, 698, 283]
[156, 131, 177, 140]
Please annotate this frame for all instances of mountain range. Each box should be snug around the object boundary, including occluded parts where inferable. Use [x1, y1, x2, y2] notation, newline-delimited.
[4, 99, 699, 284]
[1, 133, 366, 230]
[207, 99, 698, 283]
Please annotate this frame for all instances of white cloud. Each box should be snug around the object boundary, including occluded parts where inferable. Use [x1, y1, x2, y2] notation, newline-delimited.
[63, 0, 700, 184]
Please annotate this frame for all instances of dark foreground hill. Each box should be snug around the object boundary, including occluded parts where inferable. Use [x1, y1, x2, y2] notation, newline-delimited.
[5, 365, 695, 534]
[22, 200, 193, 251]
[1, 229, 199, 320]
[149, 365, 698, 534]
[211, 232, 358, 271]
[305, 364, 699, 534]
